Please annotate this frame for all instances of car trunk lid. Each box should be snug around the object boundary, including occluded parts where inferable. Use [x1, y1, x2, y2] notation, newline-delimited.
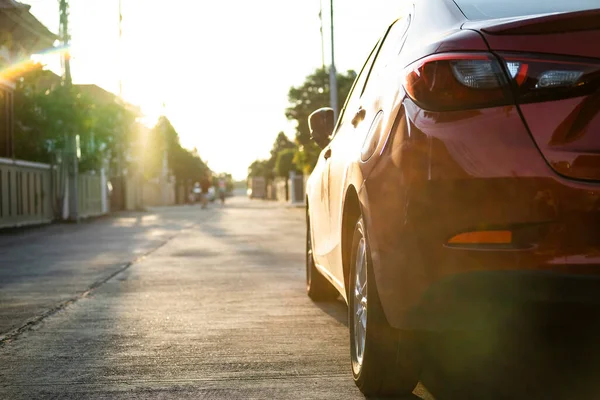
[467, 10, 600, 181]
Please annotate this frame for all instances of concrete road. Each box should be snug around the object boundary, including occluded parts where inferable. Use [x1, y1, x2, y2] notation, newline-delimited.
[0, 196, 433, 399]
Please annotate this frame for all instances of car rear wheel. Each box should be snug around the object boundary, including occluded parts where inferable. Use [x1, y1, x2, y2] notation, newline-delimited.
[349, 216, 421, 397]
[306, 213, 339, 301]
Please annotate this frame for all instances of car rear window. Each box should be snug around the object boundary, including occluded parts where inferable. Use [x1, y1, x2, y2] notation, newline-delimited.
[453, 0, 600, 20]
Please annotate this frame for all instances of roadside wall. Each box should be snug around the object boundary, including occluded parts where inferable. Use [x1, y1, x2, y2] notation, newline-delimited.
[0, 157, 55, 228]
[0, 157, 110, 228]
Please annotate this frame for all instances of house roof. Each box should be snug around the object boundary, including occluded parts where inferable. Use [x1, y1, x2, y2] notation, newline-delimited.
[76, 84, 119, 106]
[35, 69, 61, 91]
[76, 84, 143, 118]
[0, 0, 29, 9]
[0, 1, 57, 54]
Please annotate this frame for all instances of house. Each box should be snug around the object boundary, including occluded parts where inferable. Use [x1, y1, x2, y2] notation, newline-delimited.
[74, 83, 147, 211]
[75, 83, 143, 171]
[0, 0, 56, 158]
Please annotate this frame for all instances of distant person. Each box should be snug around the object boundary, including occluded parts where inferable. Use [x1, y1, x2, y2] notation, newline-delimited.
[200, 174, 211, 209]
[218, 178, 226, 206]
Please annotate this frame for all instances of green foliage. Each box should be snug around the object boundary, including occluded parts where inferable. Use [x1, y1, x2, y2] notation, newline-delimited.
[13, 63, 137, 173]
[88, 99, 137, 174]
[285, 67, 356, 173]
[266, 131, 296, 174]
[247, 159, 270, 180]
[248, 131, 298, 181]
[145, 116, 209, 184]
[268, 131, 295, 161]
[247, 67, 356, 179]
[13, 64, 212, 186]
[275, 148, 299, 178]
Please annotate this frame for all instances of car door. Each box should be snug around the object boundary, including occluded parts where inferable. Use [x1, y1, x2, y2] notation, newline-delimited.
[325, 13, 413, 276]
[307, 144, 332, 269]
[307, 41, 382, 277]
[311, 42, 379, 282]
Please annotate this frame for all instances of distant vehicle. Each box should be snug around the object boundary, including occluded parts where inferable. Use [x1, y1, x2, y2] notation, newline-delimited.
[304, 0, 600, 397]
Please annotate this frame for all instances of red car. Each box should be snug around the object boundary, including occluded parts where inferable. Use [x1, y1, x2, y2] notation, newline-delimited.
[305, 0, 600, 397]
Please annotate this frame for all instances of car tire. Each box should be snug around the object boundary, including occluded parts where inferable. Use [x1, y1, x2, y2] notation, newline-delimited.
[349, 216, 421, 397]
[306, 212, 339, 301]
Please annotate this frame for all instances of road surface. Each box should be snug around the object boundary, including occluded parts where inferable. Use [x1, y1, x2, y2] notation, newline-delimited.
[0, 196, 432, 399]
[3, 196, 599, 399]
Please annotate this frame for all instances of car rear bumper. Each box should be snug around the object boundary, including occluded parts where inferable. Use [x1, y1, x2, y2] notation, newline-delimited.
[361, 100, 600, 331]
[365, 175, 600, 331]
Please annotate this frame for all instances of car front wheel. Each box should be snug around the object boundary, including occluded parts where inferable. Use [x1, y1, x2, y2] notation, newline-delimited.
[349, 216, 421, 397]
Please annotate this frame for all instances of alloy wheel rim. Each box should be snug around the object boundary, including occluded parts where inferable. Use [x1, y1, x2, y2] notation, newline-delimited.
[353, 236, 368, 368]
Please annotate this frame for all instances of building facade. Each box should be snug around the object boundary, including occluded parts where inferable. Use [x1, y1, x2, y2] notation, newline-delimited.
[0, 0, 55, 158]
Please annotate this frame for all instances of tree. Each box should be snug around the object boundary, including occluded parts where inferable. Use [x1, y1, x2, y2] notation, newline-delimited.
[14, 64, 87, 164]
[247, 159, 270, 180]
[13, 63, 137, 173]
[275, 148, 299, 178]
[266, 131, 296, 175]
[285, 67, 356, 173]
[146, 116, 209, 185]
[269, 131, 295, 161]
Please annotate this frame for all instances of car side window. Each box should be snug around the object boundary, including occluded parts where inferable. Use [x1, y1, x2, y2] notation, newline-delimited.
[335, 15, 412, 136]
[361, 14, 412, 98]
[334, 42, 379, 134]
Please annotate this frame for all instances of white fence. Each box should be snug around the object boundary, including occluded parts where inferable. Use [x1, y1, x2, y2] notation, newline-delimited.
[78, 173, 104, 218]
[0, 157, 56, 228]
[0, 157, 108, 228]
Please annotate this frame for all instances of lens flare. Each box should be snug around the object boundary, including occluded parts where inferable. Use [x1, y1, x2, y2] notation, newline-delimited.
[0, 45, 70, 81]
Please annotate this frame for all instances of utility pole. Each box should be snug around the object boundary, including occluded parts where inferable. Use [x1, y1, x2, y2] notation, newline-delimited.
[329, 0, 338, 122]
[117, 0, 144, 210]
[161, 102, 168, 180]
[118, 0, 123, 98]
[160, 102, 169, 205]
[319, 0, 325, 68]
[59, 0, 78, 222]
[116, 0, 123, 178]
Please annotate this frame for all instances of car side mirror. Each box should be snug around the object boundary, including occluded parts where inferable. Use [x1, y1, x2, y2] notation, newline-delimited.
[308, 107, 335, 149]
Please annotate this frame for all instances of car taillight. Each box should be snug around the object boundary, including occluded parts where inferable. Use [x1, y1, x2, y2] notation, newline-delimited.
[498, 53, 600, 104]
[403, 52, 513, 112]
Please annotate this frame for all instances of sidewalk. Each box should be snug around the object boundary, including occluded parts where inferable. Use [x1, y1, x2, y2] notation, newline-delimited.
[0, 206, 201, 337]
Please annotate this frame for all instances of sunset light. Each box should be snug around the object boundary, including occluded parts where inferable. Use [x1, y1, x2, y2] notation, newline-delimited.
[25, 0, 400, 179]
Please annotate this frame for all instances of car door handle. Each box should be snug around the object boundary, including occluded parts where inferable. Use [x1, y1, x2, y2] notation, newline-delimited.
[351, 107, 366, 127]
[324, 148, 332, 160]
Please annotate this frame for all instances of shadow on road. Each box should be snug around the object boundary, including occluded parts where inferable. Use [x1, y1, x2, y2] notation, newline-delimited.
[308, 294, 600, 399]
[419, 304, 600, 399]
[313, 299, 348, 327]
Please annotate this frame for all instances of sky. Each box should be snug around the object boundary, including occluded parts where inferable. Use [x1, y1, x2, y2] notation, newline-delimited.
[26, 0, 403, 180]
